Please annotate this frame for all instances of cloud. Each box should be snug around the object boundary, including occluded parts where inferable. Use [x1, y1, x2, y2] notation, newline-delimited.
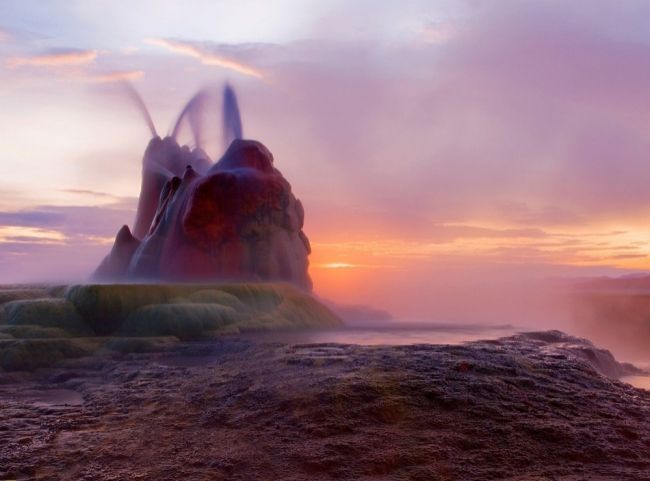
[418, 21, 458, 45]
[79, 69, 145, 83]
[146, 38, 264, 79]
[4, 48, 144, 84]
[3, 45, 144, 84]
[61, 189, 121, 198]
[0, 210, 64, 227]
[59, 190, 138, 208]
[0, 197, 137, 283]
[6, 49, 98, 68]
[0, 27, 11, 43]
[429, 224, 548, 241]
[0, 203, 137, 282]
[0, 226, 66, 244]
[0, 203, 135, 238]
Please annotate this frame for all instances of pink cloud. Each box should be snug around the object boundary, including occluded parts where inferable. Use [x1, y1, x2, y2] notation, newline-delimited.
[6, 49, 98, 68]
[4, 45, 143, 84]
[147, 38, 264, 79]
[82, 69, 145, 83]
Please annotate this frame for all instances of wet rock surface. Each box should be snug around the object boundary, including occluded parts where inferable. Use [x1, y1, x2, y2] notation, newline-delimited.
[1, 332, 649, 480]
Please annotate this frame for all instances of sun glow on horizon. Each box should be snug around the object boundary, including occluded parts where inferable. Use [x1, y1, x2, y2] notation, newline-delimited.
[310, 222, 650, 278]
[317, 262, 357, 269]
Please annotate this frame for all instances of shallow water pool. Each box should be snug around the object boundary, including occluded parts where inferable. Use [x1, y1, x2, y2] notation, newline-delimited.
[243, 323, 518, 346]
[244, 322, 650, 391]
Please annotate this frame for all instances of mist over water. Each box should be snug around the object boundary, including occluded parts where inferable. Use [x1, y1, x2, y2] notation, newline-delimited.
[243, 322, 518, 346]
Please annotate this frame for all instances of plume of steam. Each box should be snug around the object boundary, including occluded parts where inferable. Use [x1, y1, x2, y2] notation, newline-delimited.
[128, 83, 246, 238]
[171, 88, 211, 148]
[143, 160, 174, 178]
[120, 81, 157, 137]
[223, 83, 243, 148]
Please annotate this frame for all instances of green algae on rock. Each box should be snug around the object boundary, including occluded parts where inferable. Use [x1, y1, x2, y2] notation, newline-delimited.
[2, 298, 92, 336]
[0, 283, 342, 371]
[120, 303, 242, 340]
[0, 338, 96, 371]
[0, 325, 72, 339]
[0, 289, 50, 305]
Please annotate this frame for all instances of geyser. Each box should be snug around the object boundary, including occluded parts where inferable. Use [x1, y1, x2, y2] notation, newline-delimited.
[95, 84, 312, 289]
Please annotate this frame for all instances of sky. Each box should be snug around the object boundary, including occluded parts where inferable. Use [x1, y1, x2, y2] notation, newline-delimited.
[2, 0, 650, 322]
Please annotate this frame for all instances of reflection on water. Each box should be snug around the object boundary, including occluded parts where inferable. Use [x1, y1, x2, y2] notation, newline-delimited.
[244, 322, 518, 346]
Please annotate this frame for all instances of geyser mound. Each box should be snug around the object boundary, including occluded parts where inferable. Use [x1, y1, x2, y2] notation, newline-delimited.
[95, 85, 312, 289]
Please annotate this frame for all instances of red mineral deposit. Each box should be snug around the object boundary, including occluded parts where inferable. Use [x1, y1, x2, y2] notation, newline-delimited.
[95, 85, 312, 289]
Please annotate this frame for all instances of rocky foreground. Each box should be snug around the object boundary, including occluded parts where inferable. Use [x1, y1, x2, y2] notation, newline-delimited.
[1, 330, 649, 481]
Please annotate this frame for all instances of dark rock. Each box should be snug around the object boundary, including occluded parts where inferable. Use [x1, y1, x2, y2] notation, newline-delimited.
[0, 331, 648, 480]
